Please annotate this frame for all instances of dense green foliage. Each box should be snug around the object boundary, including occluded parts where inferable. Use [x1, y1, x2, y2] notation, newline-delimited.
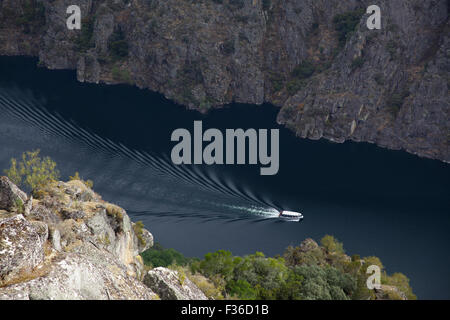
[141, 235, 415, 300]
[141, 243, 191, 267]
[4, 150, 60, 196]
[133, 221, 147, 246]
[5, 151, 96, 199]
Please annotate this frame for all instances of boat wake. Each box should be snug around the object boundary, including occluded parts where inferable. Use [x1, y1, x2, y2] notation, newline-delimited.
[0, 87, 279, 221]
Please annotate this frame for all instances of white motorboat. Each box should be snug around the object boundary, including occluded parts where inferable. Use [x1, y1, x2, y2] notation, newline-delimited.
[279, 210, 303, 222]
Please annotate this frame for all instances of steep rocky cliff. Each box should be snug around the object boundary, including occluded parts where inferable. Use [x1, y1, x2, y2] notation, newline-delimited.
[0, 0, 448, 161]
[0, 176, 204, 300]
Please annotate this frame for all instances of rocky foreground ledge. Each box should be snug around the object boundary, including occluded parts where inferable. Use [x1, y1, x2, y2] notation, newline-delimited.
[0, 176, 206, 300]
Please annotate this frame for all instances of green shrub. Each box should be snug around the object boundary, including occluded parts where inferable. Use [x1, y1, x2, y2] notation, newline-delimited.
[177, 87, 199, 106]
[4, 150, 60, 196]
[283, 243, 326, 267]
[351, 56, 365, 70]
[75, 16, 95, 52]
[138, 236, 414, 301]
[227, 279, 258, 299]
[221, 39, 235, 55]
[268, 72, 284, 92]
[321, 235, 345, 254]
[386, 90, 409, 116]
[199, 250, 235, 281]
[189, 273, 225, 300]
[112, 66, 132, 84]
[383, 273, 417, 300]
[133, 221, 146, 246]
[141, 243, 190, 267]
[105, 204, 124, 223]
[293, 265, 355, 300]
[333, 9, 364, 47]
[69, 171, 94, 188]
[108, 27, 129, 60]
[14, 198, 25, 214]
[286, 79, 306, 95]
[292, 61, 315, 79]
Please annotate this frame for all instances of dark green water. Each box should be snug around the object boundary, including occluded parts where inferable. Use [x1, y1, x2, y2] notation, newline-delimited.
[0, 56, 449, 299]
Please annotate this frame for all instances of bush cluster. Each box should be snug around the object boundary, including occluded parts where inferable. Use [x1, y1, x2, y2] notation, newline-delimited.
[141, 235, 416, 300]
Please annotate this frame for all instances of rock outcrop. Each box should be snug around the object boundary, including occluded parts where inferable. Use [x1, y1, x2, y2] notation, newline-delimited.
[0, 214, 47, 286]
[0, 0, 448, 162]
[374, 285, 407, 300]
[0, 176, 27, 212]
[0, 176, 206, 300]
[144, 267, 208, 300]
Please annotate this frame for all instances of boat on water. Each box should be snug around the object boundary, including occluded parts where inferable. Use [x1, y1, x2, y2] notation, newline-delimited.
[279, 210, 303, 222]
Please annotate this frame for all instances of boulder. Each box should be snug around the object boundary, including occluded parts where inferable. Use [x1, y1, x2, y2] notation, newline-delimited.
[0, 214, 47, 286]
[61, 208, 85, 220]
[0, 248, 158, 300]
[143, 267, 207, 300]
[0, 177, 161, 300]
[375, 285, 408, 300]
[0, 176, 27, 212]
[299, 238, 320, 252]
[29, 203, 60, 224]
[60, 180, 99, 202]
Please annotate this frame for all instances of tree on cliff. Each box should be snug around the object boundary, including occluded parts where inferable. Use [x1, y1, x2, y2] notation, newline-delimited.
[4, 150, 59, 196]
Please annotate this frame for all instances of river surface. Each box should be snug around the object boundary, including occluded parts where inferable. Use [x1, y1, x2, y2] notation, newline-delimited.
[0, 56, 449, 299]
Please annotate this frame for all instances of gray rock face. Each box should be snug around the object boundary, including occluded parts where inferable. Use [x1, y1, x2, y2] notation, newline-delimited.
[277, 1, 450, 163]
[299, 238, 320, 252]
[0, 246, 158, 300]
[0, 0, 448, 162]
[0, 176, 27, 212]
[0, 177, 160, 299]
[0, 177, 209, 300]
[0, 214, 47, 286]
[144, 267, 208, 300]
[374, 285, 407, 300]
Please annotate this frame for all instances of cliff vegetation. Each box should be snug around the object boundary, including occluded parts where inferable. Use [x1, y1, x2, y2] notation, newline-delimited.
[0, 150, 415, 300]
[0, 0, 448, 162]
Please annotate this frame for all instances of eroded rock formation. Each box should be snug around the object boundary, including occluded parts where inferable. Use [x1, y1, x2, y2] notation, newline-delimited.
[0, 0, 448, 161]
[0, 176, 205, 300]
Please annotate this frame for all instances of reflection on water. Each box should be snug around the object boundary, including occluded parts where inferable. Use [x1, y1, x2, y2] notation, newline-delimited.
[0, 57, 449, 298]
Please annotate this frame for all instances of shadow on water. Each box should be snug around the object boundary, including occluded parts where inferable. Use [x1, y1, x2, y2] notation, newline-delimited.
[0, 56, 449, 299]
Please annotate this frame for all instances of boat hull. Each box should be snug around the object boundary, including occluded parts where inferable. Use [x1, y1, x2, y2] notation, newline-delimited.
[279, 210, 303, 222]
[279, 216, 302, 222]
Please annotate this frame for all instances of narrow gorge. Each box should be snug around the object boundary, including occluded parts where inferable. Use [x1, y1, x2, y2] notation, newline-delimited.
[0, 0, 448, 162]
